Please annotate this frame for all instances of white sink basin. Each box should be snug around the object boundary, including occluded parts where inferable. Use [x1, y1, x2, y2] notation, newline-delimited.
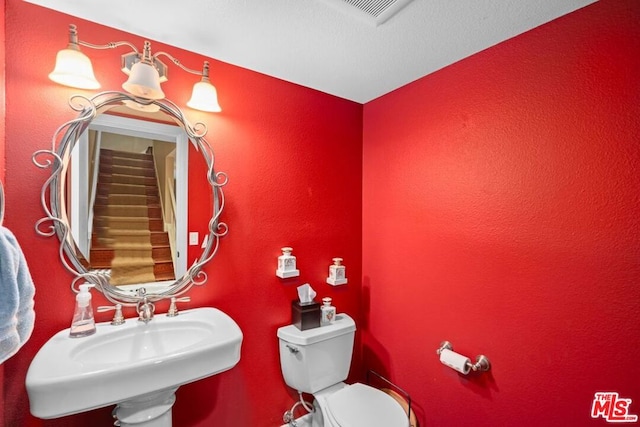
[26, 307, 243, 419]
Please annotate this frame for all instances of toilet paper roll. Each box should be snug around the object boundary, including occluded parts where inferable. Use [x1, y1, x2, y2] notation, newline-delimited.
[439, 348, 471, 374]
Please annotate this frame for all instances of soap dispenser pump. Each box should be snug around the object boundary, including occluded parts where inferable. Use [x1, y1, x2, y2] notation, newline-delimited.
[70, 284, 97, 338]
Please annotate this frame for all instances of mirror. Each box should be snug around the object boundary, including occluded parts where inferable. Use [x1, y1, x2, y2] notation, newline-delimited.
[70, 114, 189, 288]
[34, 92, 227, 306]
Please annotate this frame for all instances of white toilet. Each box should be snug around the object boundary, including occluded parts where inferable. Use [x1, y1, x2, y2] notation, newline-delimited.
[277, 313, 410, 427]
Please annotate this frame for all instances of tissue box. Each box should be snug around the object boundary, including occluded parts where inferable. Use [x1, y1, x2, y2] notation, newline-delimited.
[291, 300, 321, 330]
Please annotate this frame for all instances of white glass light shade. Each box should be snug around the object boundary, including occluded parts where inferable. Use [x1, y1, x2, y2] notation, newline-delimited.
[187, 81, 222, 113]
[122, 99, 161, 113]
[122, 62, 165, 100]
[49, 48, 100, 89]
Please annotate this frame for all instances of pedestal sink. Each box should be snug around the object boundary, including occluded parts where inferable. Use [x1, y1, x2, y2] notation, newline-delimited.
[26, 307, 243, 426]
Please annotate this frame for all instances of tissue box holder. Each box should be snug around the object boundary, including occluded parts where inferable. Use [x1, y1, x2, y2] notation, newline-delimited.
[292, 300, 321, 330]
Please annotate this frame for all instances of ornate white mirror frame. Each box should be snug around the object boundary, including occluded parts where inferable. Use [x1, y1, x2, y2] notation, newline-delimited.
[33, 91, 228, 307]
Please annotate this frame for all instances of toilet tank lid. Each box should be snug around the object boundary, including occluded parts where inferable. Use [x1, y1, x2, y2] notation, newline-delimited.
[277, 313, 356, 345]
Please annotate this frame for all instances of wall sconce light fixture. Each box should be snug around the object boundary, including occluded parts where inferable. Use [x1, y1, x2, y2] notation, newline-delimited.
[49, 24, 222, 113]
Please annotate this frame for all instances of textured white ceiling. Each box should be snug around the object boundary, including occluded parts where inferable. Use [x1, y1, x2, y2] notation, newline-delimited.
[26, 0, 596, 103]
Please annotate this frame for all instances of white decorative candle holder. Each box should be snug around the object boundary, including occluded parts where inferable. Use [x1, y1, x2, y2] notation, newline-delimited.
[321, 297, 336, 325]
[326, 257, 347, 286]
[276, 247, 300, 279]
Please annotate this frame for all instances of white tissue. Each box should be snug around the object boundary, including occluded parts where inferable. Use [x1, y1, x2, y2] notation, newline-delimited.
[297, 283, 317, 304]
[439, 348, 471, 375]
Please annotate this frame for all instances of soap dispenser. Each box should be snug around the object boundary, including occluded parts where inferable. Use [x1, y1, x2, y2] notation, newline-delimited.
[70, 284, 96, 338]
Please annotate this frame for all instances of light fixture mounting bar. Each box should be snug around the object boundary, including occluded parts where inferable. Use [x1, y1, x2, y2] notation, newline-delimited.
[78, 39, 139, 55]
[67, 24, 138, 56]
[154, 51, 204, 76]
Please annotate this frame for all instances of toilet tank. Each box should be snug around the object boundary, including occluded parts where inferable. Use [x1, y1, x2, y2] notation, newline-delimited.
[277, 313, 356, 394]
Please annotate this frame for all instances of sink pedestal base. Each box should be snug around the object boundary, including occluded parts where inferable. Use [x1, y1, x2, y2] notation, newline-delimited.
[114, 388, 178, 427]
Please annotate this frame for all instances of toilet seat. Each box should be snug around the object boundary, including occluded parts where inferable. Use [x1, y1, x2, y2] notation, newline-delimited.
[324, 383, 409, 427]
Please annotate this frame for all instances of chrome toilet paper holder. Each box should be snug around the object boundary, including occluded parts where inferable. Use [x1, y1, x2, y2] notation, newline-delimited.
[436, 341, 491, 373]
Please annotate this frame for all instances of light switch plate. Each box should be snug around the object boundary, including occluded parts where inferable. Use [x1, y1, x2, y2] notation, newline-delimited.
[189, 232, 199, 246]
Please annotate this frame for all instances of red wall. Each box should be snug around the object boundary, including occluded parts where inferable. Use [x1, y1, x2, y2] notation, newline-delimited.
[0, 0, 5, 182]
[362, 1, 640, 426]
[2, 1, 362, 426]
[0, 2, 6, 426]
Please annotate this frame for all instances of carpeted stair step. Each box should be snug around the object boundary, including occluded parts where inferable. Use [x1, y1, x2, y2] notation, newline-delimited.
[100, 148, 153, 160]
[93, 220, 163, 234]
[95, 194, 159, 206]
[100, 149, 154, 166]
[90, 244, 171, 260]
[97, 184, 157, 198]
[92, 231, 170, 248]
[98, 173, 157, 187]
[100, 162, 155, 177]
[94, 204, 150, 218]
[110, 261, 156, 286]
[87, 250, 175, 276]
[93, 218, 150, 235]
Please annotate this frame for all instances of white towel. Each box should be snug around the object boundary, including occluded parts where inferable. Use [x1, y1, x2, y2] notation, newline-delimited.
[0, 226, 36, 364]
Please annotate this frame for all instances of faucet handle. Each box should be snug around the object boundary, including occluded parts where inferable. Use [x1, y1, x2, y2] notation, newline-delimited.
[97, 303, 125, 325]
[167, 297, 191, 317]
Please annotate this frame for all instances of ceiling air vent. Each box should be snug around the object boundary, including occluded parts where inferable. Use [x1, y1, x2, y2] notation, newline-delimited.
[318, 0, 416, 25]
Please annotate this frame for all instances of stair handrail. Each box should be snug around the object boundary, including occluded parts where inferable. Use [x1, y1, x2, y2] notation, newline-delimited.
[165, 173, 178, 268]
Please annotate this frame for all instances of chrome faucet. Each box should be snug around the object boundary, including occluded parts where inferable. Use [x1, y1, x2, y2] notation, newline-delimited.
[136, 288, 155, 323]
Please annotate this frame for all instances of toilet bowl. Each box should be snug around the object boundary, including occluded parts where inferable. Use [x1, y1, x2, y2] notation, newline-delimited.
[311, 382, 409, 427]
[277, 314, 410, 427]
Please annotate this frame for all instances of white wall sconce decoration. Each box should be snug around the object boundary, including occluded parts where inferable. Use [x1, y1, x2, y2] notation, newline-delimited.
[326, 257, 347, 286]
[276, 247, 300, 279]
[49, 24, 222, 113]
